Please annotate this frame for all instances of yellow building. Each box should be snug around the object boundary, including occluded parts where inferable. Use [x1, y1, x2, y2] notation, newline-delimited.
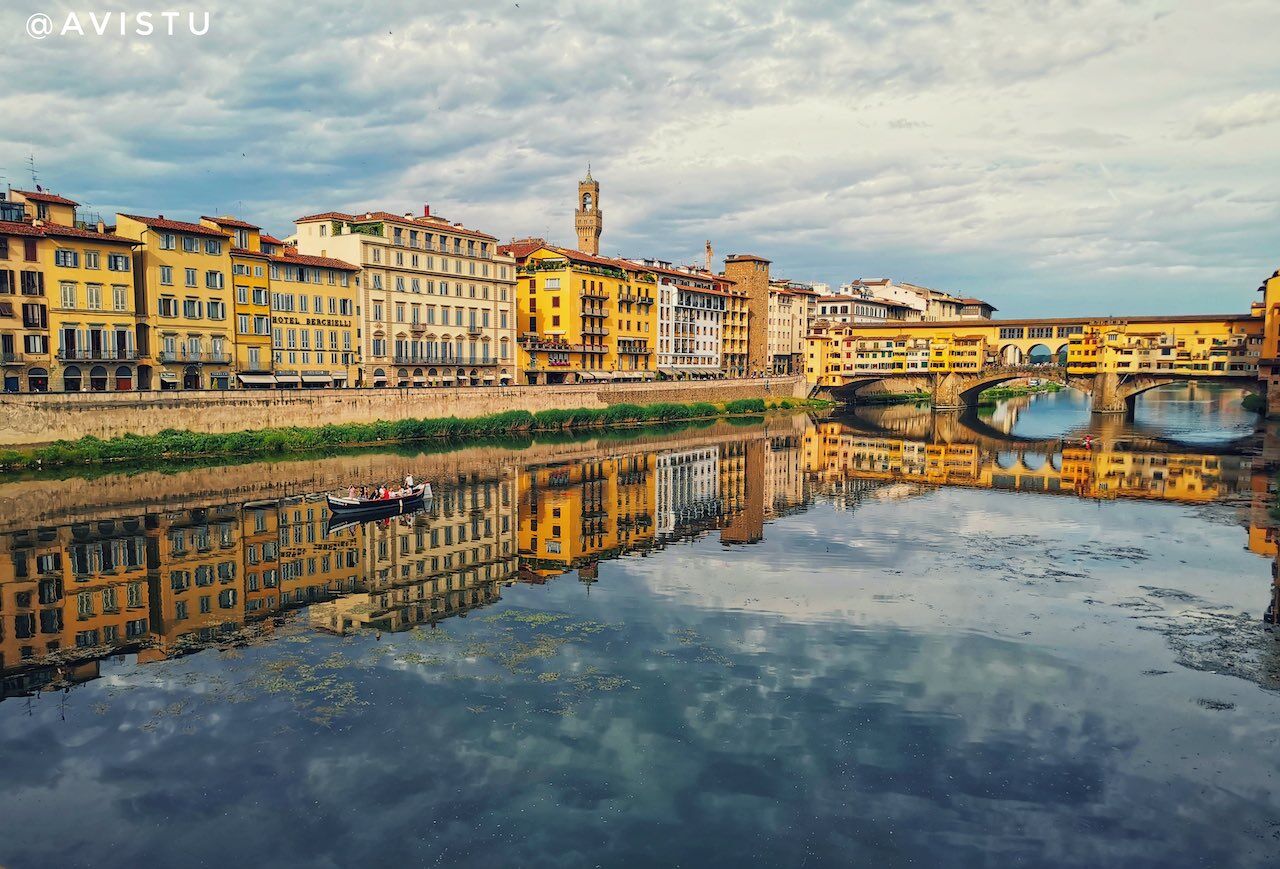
[805, 315, 1263, 386]
[504, 242, 658, 384]
[1, 214, 51, 392]
[148, 505, 244, 654]
[201, 216, 274, 385]
[115, 213, 235, 390]
[722, 279, 749, 377]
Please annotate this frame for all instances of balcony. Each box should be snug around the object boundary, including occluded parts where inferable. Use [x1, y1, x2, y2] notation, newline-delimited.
[582, 325, 610, 338]
[580, 288, 608, 301]
[1, 351, 26, 364]
[580, 304, 607, 317]
[57, 348, 139, 362]
[158, 350, 232, 364]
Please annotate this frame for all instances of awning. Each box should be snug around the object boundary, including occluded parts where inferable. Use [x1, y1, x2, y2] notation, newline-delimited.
[159, 372, 178, 381]
[301, 374, 332, 385]
[331, 371, 348, 381]
[482, 373, 496, 380]
[237, 373, 276, 386]
[276, 373, 301, 384]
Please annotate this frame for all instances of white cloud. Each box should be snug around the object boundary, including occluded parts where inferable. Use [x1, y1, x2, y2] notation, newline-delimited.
[0, 0, 1277, 316]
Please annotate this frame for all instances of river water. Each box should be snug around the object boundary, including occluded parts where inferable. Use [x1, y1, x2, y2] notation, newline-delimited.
[1, 386, 1278, 868]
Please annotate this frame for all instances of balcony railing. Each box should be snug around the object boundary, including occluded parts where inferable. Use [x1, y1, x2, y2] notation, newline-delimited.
[57, 348, 139, 362]
[0, 352, 26, 364]
[580, 304, 607, 317]
[158, 351, 232, 364]
[580, 289, 608, 301]
[582, 325, 610, 337]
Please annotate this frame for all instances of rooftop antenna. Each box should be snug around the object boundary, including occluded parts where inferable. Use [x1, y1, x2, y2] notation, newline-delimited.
[26, 153, 40, 190]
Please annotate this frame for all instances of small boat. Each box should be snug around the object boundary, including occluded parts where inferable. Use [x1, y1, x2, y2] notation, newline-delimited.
[326, 483, 431, 516]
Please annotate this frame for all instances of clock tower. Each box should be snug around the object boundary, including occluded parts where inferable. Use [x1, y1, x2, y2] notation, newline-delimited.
[575, 165, 602, 256]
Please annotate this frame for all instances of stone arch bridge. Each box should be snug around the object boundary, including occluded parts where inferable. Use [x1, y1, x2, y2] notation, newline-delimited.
[821, 365, 1262, 415]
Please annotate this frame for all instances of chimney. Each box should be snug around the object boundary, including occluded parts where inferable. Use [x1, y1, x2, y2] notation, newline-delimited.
[423, 204, 431, 217]
[96, 220, 105, 233]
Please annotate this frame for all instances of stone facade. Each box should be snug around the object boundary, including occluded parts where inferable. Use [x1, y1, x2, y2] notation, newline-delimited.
[723, 254, 771, 375]
[0, 376, 808, 446]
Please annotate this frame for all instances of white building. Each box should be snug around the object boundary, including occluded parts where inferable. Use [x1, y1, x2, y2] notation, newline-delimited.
[627, 259, 726, 378]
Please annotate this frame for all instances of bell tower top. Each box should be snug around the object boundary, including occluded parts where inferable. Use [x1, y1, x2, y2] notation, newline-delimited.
[575, 165, 602, 256]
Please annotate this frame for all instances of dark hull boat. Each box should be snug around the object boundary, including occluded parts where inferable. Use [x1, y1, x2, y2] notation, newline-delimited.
[326, 483, 431, 518]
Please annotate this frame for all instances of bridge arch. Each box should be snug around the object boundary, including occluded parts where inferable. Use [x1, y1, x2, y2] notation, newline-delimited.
[1000, 345, 1023, 365]
[1055, 344, 1069, 365]
[1116, 375, 1263, 411]
[1027, 344, 1054, 365]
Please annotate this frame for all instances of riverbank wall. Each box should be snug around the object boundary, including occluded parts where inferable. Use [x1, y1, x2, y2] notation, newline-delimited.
[0, 376, 807, 447]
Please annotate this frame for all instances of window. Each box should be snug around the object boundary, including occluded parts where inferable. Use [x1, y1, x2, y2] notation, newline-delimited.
[112, 285, 128, 311]
[185, 268, 197, 287]
[160, 265, 173, 285]
[55, 249, 79, 268]
[160, 233, 176, 250]
[60, 283, 76, 309]
[207, 300, 226, 319]
[86, 284, 102, 310]
[182, 236, 199, 253]
[158, 296, 178, 317]
[107, 254, 130, 272]
[205, 271, 224, 290]
[204, 238, 222, 255]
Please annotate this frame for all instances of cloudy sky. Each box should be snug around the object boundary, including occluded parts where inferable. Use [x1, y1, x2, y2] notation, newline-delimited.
[2, 0, 1277, 316]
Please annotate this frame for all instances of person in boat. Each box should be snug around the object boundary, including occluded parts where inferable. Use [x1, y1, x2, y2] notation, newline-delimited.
[381, 486, 392, 500]
[348, 486, 357, 499]
[405, 474, 415, 491]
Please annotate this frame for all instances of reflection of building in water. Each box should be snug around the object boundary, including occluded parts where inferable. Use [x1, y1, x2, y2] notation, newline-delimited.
[721, 440, 763, 544]
[655, 447, 720, 538]
[803, 422, 1254, 502]
[312, 475, 517, 634]
[764, 435, 807, 516]
[148, 506, 244, 657]
[519, 456, 655, 579]
[0, 473, 518, 699]
[0, 518, 150, 688]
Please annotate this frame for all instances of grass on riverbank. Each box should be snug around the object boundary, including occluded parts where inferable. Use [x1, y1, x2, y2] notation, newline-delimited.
[0, 397, 833, 472]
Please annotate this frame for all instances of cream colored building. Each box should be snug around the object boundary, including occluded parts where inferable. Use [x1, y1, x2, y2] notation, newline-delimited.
[293, 207, 517, 388]
[767, 283, 810, 374]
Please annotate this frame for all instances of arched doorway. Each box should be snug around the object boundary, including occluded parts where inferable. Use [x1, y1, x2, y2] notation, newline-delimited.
[183, 365, 200, 390]
[3, 370, 19, 393]
[114, 366, 133, 391]
[469, 368, 479, 386]
[1027, 344, 1053, 365]
[62, 365, 82, 392]
[1001, 345, 1023, 365]
[396, 367, 409, 387]
[28, 368, 49, 392]
[89, 365, 108, 392]
[499, 368, 511, 386]
[373, 368, 387, 388]
[412, 367, 425, 386]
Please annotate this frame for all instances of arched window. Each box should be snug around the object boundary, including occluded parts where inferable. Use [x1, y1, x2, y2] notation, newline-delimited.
[62, 365, 82, 392]
[89, 365, 108, 392]
[114, 366, 133, 391]
[582, 192, 593, 211]
[28, 368, 49, 393]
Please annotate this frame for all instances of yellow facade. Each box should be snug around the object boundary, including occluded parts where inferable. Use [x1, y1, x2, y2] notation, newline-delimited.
[513, 245, 658, 385]
[518, 455, 656, 578]
[805, 315, 1263, 386]
[115, 214, 235, 390]
[202, 217, 273, 382]
[722, 283, 749, 377]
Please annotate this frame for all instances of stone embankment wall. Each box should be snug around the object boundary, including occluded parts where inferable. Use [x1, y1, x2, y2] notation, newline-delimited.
[0, 376, 807, 447]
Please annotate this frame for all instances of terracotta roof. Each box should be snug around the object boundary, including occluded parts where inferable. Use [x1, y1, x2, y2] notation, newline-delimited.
[202, 215, 261, 230]
[260, 233, 285, 245]
[725, 253, 771, 263]
[39, 223, 136, 245]
[296, 209, 498, 241]
[295, 211, 354, 223]
[11, 189, 80, 207]
[630, 260, 728, 285]
[118, 214, 232, 238]
[268, 251, 359, 271]
[0, 219, 45, 238]
[231, 246, 269, 259]
[498, 239, 546, 262]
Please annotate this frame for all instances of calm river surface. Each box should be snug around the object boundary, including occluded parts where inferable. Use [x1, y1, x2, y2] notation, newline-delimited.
[1, 386, 1279, 868]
